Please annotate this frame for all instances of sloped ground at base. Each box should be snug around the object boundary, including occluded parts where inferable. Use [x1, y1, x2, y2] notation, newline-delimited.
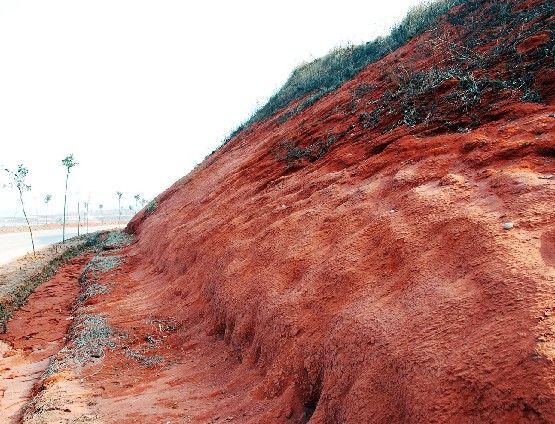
[1, 0, 554, 422]
[0, 255, 95, 423]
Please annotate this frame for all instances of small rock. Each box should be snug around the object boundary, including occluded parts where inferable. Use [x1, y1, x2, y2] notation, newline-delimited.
[503, 222, 514, 230]
[90, 350, 103, 358]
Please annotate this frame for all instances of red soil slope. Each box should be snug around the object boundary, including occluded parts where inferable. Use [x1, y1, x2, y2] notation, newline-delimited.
[120, 0, 555, 422]
[118, 2, 555, 422]
[22, 0, 551, 422]
[0, 255, 92, 422]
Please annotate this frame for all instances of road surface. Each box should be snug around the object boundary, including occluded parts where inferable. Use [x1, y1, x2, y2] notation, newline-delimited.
[0, 226, 122, 265]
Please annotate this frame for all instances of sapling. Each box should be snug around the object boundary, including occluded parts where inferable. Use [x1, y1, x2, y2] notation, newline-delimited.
[5, 165, 35, 256]
[77, 201, 81, 236]
[116, 191, 123, 223]
[61, 154, 78, 243]
[84, 201, 89, 234]
[44, 194, 52, 225]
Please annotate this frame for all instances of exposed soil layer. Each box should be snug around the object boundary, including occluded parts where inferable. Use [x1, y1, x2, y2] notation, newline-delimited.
[0, 255, 91, 422]
[2, 0, 554, 422]
[120, 0, 555, 421]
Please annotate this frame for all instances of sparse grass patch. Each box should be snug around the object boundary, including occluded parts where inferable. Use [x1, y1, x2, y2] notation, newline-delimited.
[72, 314, 116, 364]
[103, 230, 134, 250]
[145, 199, 157, 216]
[219, 0, 554, 151]
[79, 255, 121, 286]
[222, 0, 468, 142]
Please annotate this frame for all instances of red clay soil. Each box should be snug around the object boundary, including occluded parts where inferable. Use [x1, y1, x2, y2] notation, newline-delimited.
[92, 113, 555, 423]
[2, 0, 555, 422]
[0, 254, 92, 422]
[119, 1, 555, 421]
[119, 2, 555, 422]
[95, 0, 555, 422]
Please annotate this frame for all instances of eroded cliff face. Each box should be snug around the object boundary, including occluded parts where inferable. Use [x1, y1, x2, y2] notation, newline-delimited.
[115, 1, 555, 421]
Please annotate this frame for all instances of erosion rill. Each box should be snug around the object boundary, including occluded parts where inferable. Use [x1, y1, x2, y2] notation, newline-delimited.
[1, 0, 555, 422]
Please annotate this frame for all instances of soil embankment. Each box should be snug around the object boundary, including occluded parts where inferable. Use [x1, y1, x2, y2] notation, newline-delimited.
[0, 0, 554, 422]
[120, 0, 555, 420]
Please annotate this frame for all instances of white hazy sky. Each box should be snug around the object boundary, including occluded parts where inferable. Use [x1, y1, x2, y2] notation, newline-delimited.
[0, 0, 425, 217]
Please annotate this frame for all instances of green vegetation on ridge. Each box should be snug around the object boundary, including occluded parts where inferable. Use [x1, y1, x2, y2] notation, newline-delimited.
[223, 0, 467, 144]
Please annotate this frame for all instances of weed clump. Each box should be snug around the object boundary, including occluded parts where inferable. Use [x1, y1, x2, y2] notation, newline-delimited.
[123, 346, 164, 367]
[45, 313, 116, 376]
[79, 255, 120, 286]
[103, 230, 134, 250]
[274, 124, 355, 166]
[72, 314, 115, 364]
[78, 283, 109, 303]
[145, 199, 157, 216]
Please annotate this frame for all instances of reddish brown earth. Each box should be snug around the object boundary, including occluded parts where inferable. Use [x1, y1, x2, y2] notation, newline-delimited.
[0, 255, 92, 422]
[117, 1, 555, 421]
[2, 0, 555, 422]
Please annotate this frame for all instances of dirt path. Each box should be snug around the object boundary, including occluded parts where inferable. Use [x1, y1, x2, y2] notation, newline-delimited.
[0, 254, 92, 422]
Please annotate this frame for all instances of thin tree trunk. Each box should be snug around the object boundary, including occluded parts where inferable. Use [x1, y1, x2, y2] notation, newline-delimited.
[45, 203, 48, 225]
[19, 189, 35, 257]
[118, 199, 121, 223]
[63, 170, 69, 242]
[86, 203, 89, 234]
[77, 202, 80, 236]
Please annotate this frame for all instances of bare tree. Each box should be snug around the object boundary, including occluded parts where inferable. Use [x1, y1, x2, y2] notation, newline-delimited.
[117, 191, 123, 223]
[84, 201, 89, 234]
[61, 154, 78, 243]
[44, 194, 52, 225]
[77, 202, 81, 236]
[134, 193, 141, 210]
[5, 165, 35, 256]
